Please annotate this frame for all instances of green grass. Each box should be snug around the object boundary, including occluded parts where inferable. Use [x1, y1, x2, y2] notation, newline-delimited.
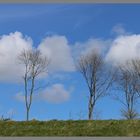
[0, 120, 140, 136]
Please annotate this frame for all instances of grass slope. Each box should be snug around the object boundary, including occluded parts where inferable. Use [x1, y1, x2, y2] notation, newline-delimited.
[0, 120, 140, 136]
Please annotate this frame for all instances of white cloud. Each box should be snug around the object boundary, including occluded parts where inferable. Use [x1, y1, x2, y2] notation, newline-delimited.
[15, 84, 72, 104]
[49, 72, 72, 81]
[112, 24, 126, 35]
[38, 35, 75, 72]
[0, 31, 32, 82]
[0, 32, 77, 83]
[15, 92, 25, 102]
[73, 38, 111, 59]
[40, 84, 71, 104]
[15, 91, 39, 103]
[106, 34, 140, 66]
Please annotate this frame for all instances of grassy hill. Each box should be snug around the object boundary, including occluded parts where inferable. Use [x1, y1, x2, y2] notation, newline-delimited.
[0, 120, 140, 136]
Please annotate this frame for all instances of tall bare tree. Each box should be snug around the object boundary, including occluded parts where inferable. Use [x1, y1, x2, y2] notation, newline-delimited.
[18, 49, 49, 121]
[77, 50, 114, 120]
[113, 62, 139, 120]
[128, 58, 140, 96]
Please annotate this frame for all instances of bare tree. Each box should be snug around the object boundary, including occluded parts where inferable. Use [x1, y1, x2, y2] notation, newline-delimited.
[18, 49, 49, 121]
[128, 59, 140, 96]
[77, 50, 114, 120]
[113, 63, 139, 120]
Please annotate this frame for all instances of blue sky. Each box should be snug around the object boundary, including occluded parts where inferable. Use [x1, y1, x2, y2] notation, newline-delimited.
[0, 4, 140, 121]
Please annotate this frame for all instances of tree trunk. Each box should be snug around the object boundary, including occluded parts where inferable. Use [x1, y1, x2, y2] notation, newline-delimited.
[88, 95, 94, 120]
[88, 107, 93, 120]
[26, 108, 30, 121]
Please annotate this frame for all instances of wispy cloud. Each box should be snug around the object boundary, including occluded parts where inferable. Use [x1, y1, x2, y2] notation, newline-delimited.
[72, 38, 111, 60]
[0, 4, 80, 22]
[40, 83, 71, 104]
[0, 5, 59, 22]
[15, 92, 25, 102]
[15, 83, 73, 104]
[111, 24, 127, 36]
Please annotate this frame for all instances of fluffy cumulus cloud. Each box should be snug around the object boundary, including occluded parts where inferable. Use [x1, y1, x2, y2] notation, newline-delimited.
[38, 35, 75, 72]
[0, 32, 76, 83]
[0, 32, 32, 82]
[40, 84, 70, 104]
[106, 34, 140, 66]
[3, 30, 139, 84]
